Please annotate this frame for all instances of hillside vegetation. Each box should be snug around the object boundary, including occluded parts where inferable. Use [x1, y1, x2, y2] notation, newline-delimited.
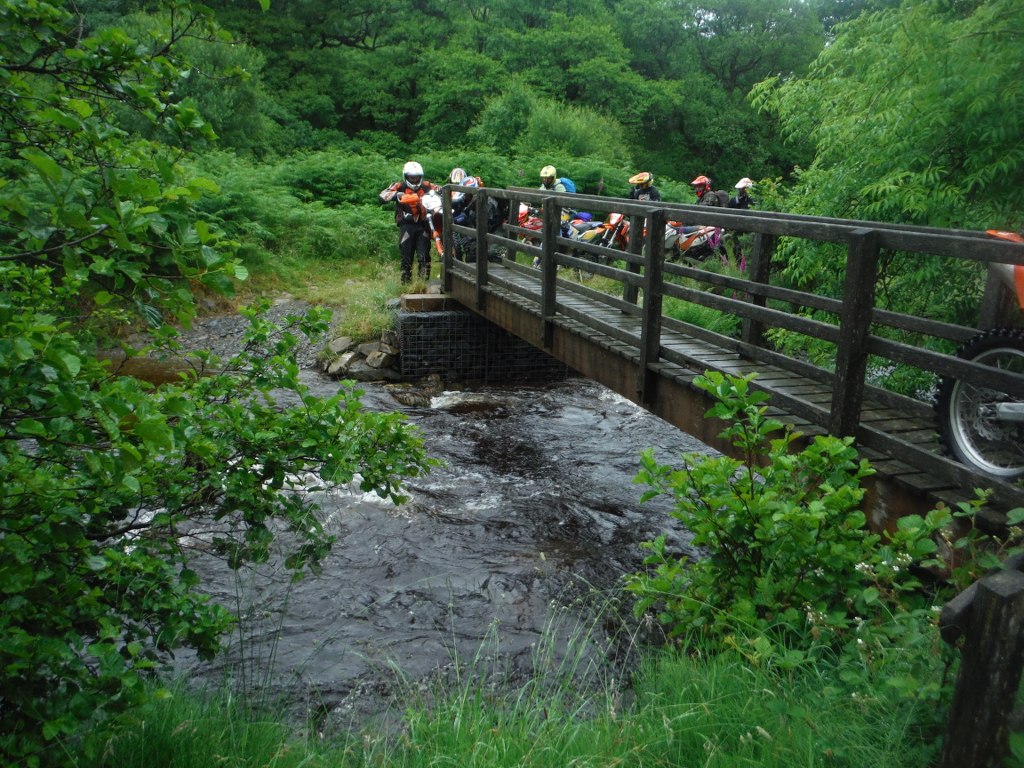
[2, 1, 1023, 765]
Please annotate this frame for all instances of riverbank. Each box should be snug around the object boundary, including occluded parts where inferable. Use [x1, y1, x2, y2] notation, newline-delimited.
[96, 296, 949, 768]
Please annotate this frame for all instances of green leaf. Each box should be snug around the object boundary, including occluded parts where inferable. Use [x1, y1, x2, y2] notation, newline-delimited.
[15, 419, 47, 437]
[188, 176, 221, 193]
[12, 336, 34, 360]
[135, 417, 173, 450]
[20, 148, 62, 182]
[65, 98, 93, 118]
[58, 352, 81, 376]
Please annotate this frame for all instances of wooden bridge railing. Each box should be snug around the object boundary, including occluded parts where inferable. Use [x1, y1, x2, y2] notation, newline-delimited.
[439, 184, 1024, 511]
[938, 554, 1024, 768]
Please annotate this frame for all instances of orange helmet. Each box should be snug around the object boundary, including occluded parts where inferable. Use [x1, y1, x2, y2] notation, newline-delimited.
[690, 175, 711, 187]
[629, 171, 653, 188]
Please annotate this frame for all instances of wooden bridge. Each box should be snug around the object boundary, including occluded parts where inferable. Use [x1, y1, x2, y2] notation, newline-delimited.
[436, 186, 1024, 529]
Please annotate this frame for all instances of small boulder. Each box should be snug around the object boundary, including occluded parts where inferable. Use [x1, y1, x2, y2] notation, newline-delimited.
[326, 350, 359, 377]
[357, 341, 381, 357]
[365, 350, 398, 369]
[327, 336, 355, 355]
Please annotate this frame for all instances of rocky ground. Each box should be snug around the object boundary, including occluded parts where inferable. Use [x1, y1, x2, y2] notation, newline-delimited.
[171, 294, 327, 369]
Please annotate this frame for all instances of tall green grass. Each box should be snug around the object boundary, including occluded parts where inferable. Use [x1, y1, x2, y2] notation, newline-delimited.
[85, 638, 944, 768]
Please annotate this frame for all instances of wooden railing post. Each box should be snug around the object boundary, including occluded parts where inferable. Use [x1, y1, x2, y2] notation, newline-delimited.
[541, 197, 559, 349]
[830, 228, 879, 438]
[938, 568, 1024, 768]
[442, 187, 454, 293]
[473, 190, 488, 309]
[505, 193, 522, 264]
[637, 209, 665, 405]
[740, 232, 777, 348]
[623, 213, 645, 306]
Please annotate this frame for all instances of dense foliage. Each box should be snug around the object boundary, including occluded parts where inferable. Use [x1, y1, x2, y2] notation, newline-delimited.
[0, 2, 433, 764]
[627, 373, 946, 657]
[95, 0, 857, 187]
[753, 0, 1024, 326]
[4, 0, 1024, 763]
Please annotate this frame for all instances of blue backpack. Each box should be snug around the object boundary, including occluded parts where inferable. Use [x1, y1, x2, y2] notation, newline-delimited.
[559, 177, 576, 193]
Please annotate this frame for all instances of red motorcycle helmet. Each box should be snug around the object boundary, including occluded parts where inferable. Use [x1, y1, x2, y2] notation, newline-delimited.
[690, 174, 711, 192]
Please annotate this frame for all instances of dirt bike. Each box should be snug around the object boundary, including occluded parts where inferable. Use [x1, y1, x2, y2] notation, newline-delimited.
[450, 193, 504, 263]
[666, 222, 724, 263]
[935, 229, 1024, 479]
[516, 204, 604, 280]
[564, 213, 609, 279]
[607, 217, 723, 263]
[397, 189, 445, 257]
[598, 212, 631, 251]
[419, 190, 446, 256]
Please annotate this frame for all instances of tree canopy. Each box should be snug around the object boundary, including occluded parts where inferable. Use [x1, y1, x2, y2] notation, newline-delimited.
[0, 2, 432, 762]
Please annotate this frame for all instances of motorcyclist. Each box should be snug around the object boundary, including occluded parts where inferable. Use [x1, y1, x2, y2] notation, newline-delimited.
[379, 161, 440, 283]
[448, 167, 487, 220]
[728, 178, 755, 209]
[539, 165, 567, 193]
[449, 167, 484, 187]
[452, 177, 503, 263]
[628, 172, 662, 202]
[690, 175, 721, 206]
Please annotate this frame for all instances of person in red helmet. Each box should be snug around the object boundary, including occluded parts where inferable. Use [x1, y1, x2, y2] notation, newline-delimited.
[690, 175, 721, 206]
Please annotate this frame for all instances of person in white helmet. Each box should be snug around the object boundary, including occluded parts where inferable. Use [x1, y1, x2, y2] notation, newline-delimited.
[728, 178, 755, 210]
[379, 161, 440, 283]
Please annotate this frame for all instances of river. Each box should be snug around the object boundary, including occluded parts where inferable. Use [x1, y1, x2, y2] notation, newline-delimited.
[180, 371, 709, 729]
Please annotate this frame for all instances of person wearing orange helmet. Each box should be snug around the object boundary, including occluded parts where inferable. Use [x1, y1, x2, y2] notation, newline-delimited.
[690, 175, 721, 206]
[628, 171, 661, 203]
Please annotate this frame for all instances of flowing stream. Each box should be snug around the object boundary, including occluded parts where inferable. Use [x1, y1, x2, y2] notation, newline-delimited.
[180, 372, 710, 728]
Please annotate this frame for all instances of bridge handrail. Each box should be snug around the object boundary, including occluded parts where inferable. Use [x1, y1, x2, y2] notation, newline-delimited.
[439, 184, 1024, 510]
[493, 186, 1024, 264]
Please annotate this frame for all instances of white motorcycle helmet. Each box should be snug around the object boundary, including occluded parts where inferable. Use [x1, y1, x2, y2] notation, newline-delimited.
[403, 161, 424, 190]
[735, 177, 754, 190]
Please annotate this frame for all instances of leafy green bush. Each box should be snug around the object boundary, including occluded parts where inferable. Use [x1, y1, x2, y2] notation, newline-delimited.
[0, 5, 436, 764]
[0, 269, 436, 762]
[626, 372, 947, 667]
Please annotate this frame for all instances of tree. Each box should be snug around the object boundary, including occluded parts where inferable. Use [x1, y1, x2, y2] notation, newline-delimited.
[751, 0, 1024, 321]
[0, 2, 434, 763]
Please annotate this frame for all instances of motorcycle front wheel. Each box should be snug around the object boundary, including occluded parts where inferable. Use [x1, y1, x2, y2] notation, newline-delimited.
[935, 327, 1024, 480]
